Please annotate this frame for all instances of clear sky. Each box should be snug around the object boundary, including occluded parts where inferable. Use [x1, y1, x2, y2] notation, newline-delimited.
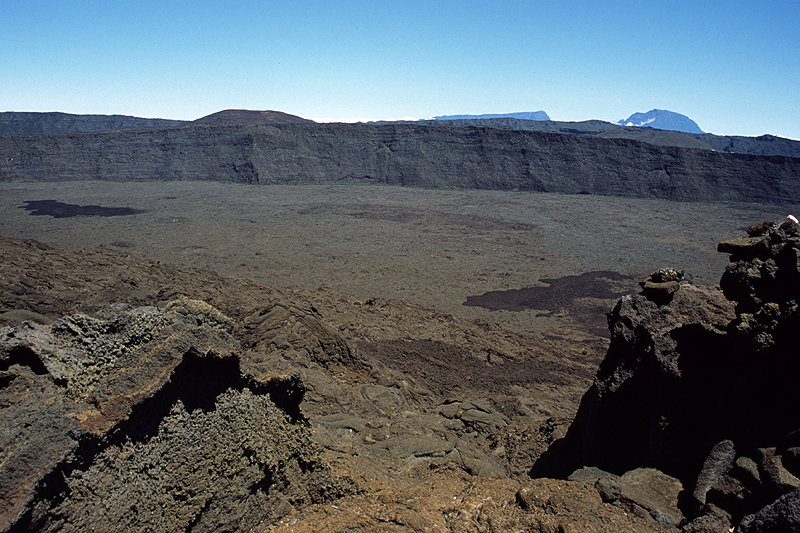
[3, 1, 799, 139]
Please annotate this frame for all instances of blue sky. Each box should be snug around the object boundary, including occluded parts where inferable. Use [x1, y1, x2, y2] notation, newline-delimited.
[3, 1, 799, 139]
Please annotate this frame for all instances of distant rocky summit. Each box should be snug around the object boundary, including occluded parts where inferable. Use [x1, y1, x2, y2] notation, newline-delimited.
[618, 109, 705, 134]
[434, 111, 551, 121]
[3, 108, 799, 157]
[0, 112, 186, 135]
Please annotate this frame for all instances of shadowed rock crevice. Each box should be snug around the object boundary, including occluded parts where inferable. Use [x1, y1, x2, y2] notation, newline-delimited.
[105, 350, 295, 445]
[0, 345, 48, 375]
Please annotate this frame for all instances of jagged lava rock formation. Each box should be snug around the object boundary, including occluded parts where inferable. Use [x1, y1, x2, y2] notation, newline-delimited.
[533, 218, 800, 529]
[0, 298, 353, 532]
[0, 235, 675, 532]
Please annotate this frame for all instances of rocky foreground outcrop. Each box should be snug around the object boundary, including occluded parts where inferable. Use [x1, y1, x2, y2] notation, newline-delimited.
[2, 121, 800, 204]
[534, 218, 800, 530]
[0, 298, 354, 532]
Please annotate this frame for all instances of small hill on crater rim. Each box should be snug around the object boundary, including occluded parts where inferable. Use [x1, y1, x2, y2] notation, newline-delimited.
[191, 109, 314, 125]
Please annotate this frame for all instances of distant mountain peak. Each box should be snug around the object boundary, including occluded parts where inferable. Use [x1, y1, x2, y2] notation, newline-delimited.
[192, 110, 313, 125]
[618, 109, 704, 134]
[433, 111, 550, 121]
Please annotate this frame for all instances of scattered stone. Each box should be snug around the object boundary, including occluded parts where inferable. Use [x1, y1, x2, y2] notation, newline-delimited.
[717, 235, 770, 256]
[731, 456, 762, 489]
[437, 400, 510, 432]
[682, 507, 733, 533]
[618, 468, 684, 527]
[692, 440, 736, 509]
[649, 267, 685, 283]
[738, 487, 800, 533]
[761, 455, 800, 495]
[747, 220, 775, 237]
[639, 268, 685, 304]
[567, 466, 683, 526]
[783, 447, 800, 476]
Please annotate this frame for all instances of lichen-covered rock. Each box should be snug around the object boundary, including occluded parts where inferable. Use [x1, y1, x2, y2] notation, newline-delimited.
[0, 301, 351, 532]
[639, 267, 685, 305]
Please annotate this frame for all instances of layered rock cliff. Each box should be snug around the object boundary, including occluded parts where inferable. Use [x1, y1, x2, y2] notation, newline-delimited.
[2, 122, 800, 204]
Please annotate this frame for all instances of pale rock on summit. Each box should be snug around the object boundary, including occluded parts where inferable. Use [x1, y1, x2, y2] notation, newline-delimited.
[618, 109, 704, 134]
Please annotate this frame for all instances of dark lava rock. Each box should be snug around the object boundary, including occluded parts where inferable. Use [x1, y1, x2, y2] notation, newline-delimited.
[532, 218, 800, 528]
[568, 466, 683, 526]
[738, 487, 800, 533]
[0, 299, 351, 532]
[532, 282, 736, 482]
[0, 111, 186, 135]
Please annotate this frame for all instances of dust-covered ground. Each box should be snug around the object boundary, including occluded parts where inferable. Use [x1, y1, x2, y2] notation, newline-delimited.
[1, 180, 792, 347]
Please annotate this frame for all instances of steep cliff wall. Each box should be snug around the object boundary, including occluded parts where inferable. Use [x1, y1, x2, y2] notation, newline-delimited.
[2, 122, 799, 204]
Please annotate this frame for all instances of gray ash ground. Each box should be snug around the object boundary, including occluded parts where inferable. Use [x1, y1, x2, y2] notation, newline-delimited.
[1, 180, 795, 345]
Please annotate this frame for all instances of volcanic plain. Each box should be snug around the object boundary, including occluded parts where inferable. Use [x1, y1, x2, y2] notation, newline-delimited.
[1, 180, 793, 346]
